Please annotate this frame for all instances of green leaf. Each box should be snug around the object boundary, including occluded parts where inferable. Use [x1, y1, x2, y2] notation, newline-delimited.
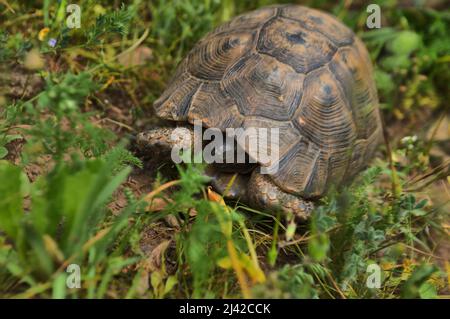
[418, 281, 438, 299]
[414, 199, 428, 209]
[24, 223, 54, 276]
[374, 69, 395, 95]
[401, 264, 439, 298]
[0, 161, 24, 240]
[164, 275, 178, 295]
[63, 160, 130, 255]
[0, 147, 8, 159]
[308, 233, 329, 262]
[411, 209, 427, 216]
[52, 273, 67, 299]
[387, 31, 422, 56]
[381, 55, 411, 70]
[5, 134, 22, 143]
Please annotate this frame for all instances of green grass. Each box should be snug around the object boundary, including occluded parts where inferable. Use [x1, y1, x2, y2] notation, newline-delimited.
[0, 0, 448, 298]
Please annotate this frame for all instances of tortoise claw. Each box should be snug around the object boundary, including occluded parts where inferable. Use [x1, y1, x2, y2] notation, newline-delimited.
[247, 170, 314, 220]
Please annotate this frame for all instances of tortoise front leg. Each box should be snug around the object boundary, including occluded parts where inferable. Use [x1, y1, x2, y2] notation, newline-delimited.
[246, 170, 314, 220]
[136, 126, 194, 163]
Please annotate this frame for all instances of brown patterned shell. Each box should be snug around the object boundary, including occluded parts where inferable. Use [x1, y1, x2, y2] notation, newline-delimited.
[153, 5, 383, 199]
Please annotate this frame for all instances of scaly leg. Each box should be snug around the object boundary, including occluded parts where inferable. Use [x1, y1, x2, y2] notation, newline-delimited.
[246, 170, 314, 220]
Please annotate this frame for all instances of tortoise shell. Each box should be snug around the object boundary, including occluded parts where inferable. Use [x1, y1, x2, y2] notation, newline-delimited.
[153, 5, 382, 199]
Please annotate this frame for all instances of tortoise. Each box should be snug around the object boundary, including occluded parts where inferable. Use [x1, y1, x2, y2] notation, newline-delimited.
[137, 4, 382, 219]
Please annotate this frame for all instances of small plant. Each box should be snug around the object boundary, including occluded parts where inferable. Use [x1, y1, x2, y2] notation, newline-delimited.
[85, 4, 133, 46]
[0, 31, 32, 63]
[361, 7, 449, 120]
[16, 72, 114, 162]
[0, 153, 136, 298]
